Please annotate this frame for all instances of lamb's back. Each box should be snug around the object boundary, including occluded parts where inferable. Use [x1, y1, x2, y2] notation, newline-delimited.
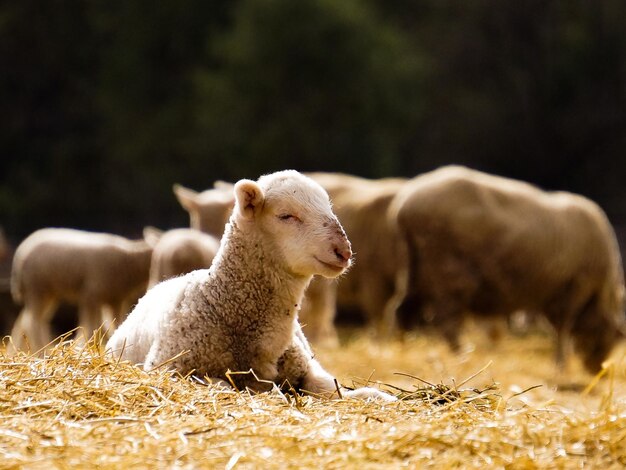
[107, 273, 197, 364]
[15, 229, 141, 298]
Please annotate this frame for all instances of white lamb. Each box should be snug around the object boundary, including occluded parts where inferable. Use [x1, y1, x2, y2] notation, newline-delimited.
[107, 170, 395, 401]
[143, 227, 220, 287]
[173, 181, 235, 237]
[10, 228, 152, 352]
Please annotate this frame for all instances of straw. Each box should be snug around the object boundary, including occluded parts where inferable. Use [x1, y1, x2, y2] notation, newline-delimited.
[0, 322, 624, 468]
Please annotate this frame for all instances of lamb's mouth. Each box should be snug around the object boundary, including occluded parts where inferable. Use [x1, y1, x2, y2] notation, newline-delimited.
[314, 257, 349, 272]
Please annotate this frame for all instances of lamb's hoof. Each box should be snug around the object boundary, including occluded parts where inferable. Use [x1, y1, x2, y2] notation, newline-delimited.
[343, 387, 397, 402]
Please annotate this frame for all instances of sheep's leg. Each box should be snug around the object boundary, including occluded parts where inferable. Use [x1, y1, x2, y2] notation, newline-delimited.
[379, 267, 409, 340]
[549, 307, 577, 375]
[10, 298, 57, 353]
[299, 278, 339, 348]
[77, 300, 103, 344]
[293, 321, 313, 357]
[277, 332, 396, 401]
[545, 281, 592, 372]
[116, 298, 135, 324]
[429, 297, 465, 352]
[95, 304, 124, 345]
[361, 276, 398, 339]
[555, 327, 572, 370]
[101, 300, 133, 341]
[302, 357, 396, 401]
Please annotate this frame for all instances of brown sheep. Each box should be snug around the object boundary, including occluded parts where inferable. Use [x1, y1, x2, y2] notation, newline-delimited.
[9, 228, 152, 352]
[300, 173, 408, 345]
[389, 165, 626, 372]
[173, 182, 235, 237]
[143, 227, 220, 287]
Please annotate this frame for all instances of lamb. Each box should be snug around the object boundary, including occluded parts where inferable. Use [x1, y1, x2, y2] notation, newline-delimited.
[174, 178, 340, 347]
[388, 165, 626, 372]
[143, 227, 220, 287]
[10, 228, 152, 352]
[173, 181, 235, 237]
[107, 170, 396, 401]
[174, 174, 409, 347]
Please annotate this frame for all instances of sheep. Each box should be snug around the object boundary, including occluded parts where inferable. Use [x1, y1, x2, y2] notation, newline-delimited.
[175, 173, 409, 347]
[107, 170, 396, 401]
[299, 173, 408, 345]
[173, 181, 235, 237]
[174, 178, 341, 346]
[388, 165, 626, 372]
[143, 227, 220, 287]
[10, 228, 152, 352]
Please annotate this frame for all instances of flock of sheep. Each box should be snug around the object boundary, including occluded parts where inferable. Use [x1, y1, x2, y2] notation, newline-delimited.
[2, 166, 625, 400]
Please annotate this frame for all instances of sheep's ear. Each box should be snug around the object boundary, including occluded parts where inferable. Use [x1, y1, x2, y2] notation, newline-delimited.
[173, 184, 199, 211]
[143, 226, 163, 247]
[213, 180, 234, 192]
[234, 179, 264, 220]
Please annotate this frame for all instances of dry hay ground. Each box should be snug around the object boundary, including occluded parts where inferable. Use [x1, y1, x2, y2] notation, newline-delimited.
[1, 321, 626, 469]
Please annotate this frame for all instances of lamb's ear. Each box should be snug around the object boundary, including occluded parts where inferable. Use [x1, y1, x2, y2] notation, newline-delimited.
[213, 180, 234, 192]
[234, 179, 264, 220]
[173, 184, 199, 211]
[143, 226, 163, 247]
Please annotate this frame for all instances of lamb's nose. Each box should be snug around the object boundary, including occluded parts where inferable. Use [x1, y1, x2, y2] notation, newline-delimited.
[334, 246, 352, 263]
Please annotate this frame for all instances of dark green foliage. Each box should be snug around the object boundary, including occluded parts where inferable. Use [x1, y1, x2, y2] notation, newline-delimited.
[0, 0, 625, 241]
[191, 0, 423, 178]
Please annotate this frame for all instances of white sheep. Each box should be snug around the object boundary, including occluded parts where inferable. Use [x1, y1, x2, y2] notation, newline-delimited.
[107, 170, 396, 401]
[174, 174, 409, 347]
[143, 227, 220, 287]
[10, 228, 152, 352]
[173, 181, 235, 237]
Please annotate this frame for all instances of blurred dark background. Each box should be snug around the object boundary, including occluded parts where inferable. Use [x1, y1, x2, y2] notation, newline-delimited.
[1, 0, 625, 244]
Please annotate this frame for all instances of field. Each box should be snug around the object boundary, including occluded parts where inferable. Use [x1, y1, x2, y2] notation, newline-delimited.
[1, 321, 625, 469]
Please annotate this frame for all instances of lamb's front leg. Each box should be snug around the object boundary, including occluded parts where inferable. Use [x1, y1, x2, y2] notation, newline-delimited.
[277, 329, 397, 401]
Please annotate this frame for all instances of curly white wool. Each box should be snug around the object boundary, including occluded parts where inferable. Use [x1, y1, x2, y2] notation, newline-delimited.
[107, 170, 395, 401]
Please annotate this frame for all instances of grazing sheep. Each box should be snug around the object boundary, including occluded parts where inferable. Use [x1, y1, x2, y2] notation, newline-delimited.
[173, 181, 235, 237]
[300, 173, 408, 344]
[107, 170, 395, 401]
[389, 165, 626, 372]
[10, 228, 152, 351]
[143, 227, 220, 287]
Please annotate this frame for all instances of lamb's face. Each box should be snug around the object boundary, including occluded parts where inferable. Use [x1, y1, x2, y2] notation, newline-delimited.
[262, 184, 352, 279]
[234, 170, 352, 279]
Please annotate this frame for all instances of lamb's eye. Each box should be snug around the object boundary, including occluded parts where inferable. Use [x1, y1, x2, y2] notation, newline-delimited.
[278, 214, 301, 222]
